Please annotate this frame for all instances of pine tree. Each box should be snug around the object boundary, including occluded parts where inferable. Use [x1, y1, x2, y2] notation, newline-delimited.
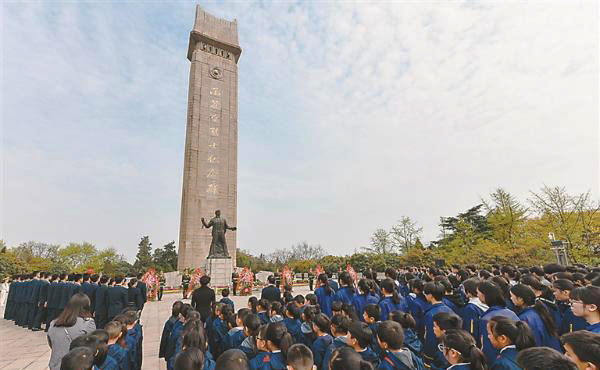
[134, 236, 153, 273]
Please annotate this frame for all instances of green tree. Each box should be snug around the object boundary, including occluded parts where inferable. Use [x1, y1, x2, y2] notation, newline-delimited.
[483, 188, 528, 247]
[58, 242, 98, 272]
[363, 228, 393, 254]
[390, 216, 423, 253]
[134, 236, 153, 273]
[153, 241, 178, 272]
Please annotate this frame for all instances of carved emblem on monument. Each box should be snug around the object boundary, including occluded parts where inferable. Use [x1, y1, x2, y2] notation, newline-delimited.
[209, 66, 223, 80]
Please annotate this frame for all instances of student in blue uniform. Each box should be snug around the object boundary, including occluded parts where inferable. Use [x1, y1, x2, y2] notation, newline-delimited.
[249, 325, 270, 370]
[460, 278, 488, 345]
[353, 279, 379, 320]
[283, 303, 303, 344]
[377, 320, 425, 370]
[287, 343, 315, 370]
[363, 304, 383, 358]
[333, 272, 356, 306]
[439, 329, 487, 370]
[105, 321, 129, 370]
[327, 273, 339, 293]
[516, 347, 578, 370]
[509, 284, 561, 351]
[422, 281, 454, 365]
[223, 309, 249, 351]
[299, 305, 317, 347]
[257, 299, 270, 325]
[552, 279, 587, 335]
[240, 314, 261, 359]
[477, 281, 519, 364]
[322, 315, 351, 370]
[219, 288, 235, 310]
[263, 322, 294, 370]
[95, 276, 110, 329]
[430, 312, 463, 370]
[311, 314, 333, 370]
[406, 278, 430, 338]
[347, 321, 380, 368]
[379, 279, 407, 321]
[315, 274, 335, 318]
[390, 311, 423, 356]
[560, 330, 600, 370]
[159, 301, 183, 365]
[486, 316, 536, 370]
[570, 286, 600, 334]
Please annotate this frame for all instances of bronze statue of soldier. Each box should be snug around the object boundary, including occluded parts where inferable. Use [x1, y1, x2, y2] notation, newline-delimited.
[201, 210, 237, 258]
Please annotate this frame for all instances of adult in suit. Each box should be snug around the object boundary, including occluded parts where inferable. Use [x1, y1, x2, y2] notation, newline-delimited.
[191, 275, 215, 322]
[136, 273, 147, 309]
[260, 275, 282, 303]
[127, 278, 144, 311]
[106, 277, 128, 321]
[94, 276, 110, 329]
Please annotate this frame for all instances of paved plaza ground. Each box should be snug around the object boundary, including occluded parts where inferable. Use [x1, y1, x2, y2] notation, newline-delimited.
[0, 285, 313, 370]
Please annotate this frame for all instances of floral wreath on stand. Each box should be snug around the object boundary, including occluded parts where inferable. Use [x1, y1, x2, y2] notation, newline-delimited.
[187, 267, 204, 296]
[239, 267, 254, 296]
[141, 268, 159, 301]
[281, 265, 294, 288]
[314, 264, 325, 278]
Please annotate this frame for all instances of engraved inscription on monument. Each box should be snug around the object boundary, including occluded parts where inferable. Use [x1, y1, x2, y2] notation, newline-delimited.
[178, 6, 242, 270]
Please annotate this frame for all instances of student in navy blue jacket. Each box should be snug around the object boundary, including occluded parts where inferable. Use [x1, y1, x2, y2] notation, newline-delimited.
[560, 330, 600, 370]
[406, 279, 430, 338]
[377, 321, 425, 370]
[283, 303, 303, 344]
[552, 279, 587, 334]
[430, 312, 463, 370]
[219, 288, 235, 311]
[322, 315, 351, 370]
[422, 281, 454, 365]
[509, 284, 561, 351]
[486, 316, 536, 370]
[439, 329, 488, 370]
[315, 274, 335, 318]
[311, 314, 333, 370]
[379, 279, 407, 321]
[570, 286, 600, 334]
[333, 272, 356, 306]
[95, 276, 110, 329]
[256, 299, 270, 325]
[327, 273, 339, 293]
[363, 304, 383, 358]
[477, 281, 520, 364]
[347, 321, 380, 368]
[353, 279, 379, 321]
[223, 311, 246, 352]
[460, 278, 488, 345]
[390, 311, 423, 356]
[262, 322, 294, 370]
[240, 314, 261, 359]
[159, 301, 183, 364]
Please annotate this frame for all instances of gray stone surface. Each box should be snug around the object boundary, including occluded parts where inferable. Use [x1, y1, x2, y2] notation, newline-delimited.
[206, 257, 233, 288]
[178, 5, 242, 270]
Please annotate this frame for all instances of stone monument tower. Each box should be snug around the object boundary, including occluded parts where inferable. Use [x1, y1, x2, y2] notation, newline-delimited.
[177, 5, 241, 281]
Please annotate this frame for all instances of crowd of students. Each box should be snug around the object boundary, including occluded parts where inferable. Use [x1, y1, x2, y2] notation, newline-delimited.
[2, 272, 148, 370]
[160, 264, 600, 370]
[2, 263, 600, 370]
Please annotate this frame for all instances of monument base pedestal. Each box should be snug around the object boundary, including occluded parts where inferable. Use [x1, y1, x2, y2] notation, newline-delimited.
[206, 256, 232, 289]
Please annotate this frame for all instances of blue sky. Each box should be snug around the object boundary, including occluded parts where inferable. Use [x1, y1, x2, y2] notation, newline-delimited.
[1, 1, 598, 261]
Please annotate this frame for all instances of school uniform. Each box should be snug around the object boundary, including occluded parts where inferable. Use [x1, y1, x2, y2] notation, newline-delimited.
[460, 298, 488, 346]
[127, 286, 144, 311]
[369, 322, 384, 358]
[322, 336, 348, 370]
[107, 344, 129, 370]
[257, 311, 269, 325]
[311, 334, 333, 370]
[479, 306, 519, 364]
[107, 285, 128, 321]
[125, 327, 139, 370]
[315, 286, 335, 317]
[423, 302, 454, 361]
[249, 352, 271, 370]
[353, 293, 379, 320]
[97, 354, 119, 370]
[95, 284, 109, 329]
[517, 306, 561, 351]
[328, 279, 340, 292]
[358, 347, 381, 368]
[46, 281, 59, 327]
[240, 336, 257, 359]
[447, 363, 472, 370]
[403, 328, 423, 356]
[406, 294, 429, 337]
[379, 295, 408, 321]
[204, 350, 216, 370]
[556, 301, 587, 335]
[219, 297, 235, 310]
[443, 297, 461, 316]
[334, 286, 355, 305]
[283, 317, 303, 343]
[33, 279, 49, 330]
[165, 320, 183, 368]
[379, 349, 425, 370]
[490, 345, 521, 370]
[587, 322, 600, 334]
[223, 327, 246, 351]
[300, 321, 315, 347]
[159, 316, 178, 361]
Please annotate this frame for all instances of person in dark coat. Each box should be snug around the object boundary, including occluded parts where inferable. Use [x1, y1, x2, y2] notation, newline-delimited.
[94, 276, 110, 329]
[33, 273, 50, 331]
[260, 275, 281, 303]
[136, 273, 147, 309]
[191, 275, 215, 322]
[106, 277, 128, 321]
[128, 278, 144, 311]
[46, 275, 60, 327]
